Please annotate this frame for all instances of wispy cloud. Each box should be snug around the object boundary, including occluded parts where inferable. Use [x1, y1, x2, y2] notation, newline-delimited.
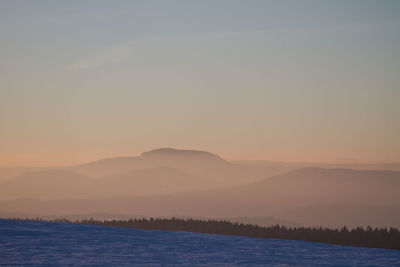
[66, 31, 250, 72]
[67, 40, 139, 71]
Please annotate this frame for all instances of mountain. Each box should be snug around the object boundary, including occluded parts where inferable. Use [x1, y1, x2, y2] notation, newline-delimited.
[0, 167, 215, 200]
[75, 148, 294, 185]
[69, 148, 294, 189]
[98, 166, 215, 196]
[1, 148, 288, 200]
[0, 147, 289, 200]
[73, 149, 400, 187]
[71, 148, 226, 177]
[141, 148, 225, 162]
[240, 167, 400, 207]
[3, 149, 400, 201]
[0, 170, 96, 199]
[234, 160, 400, 172]
[1, 167, 399, 228]
[0, 167, 43, 183]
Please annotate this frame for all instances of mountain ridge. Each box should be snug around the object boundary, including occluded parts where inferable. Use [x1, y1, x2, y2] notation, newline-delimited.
[1, 167, 399, 228]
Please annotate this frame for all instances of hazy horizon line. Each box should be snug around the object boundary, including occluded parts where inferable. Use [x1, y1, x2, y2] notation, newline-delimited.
[1, 147, 399, 168]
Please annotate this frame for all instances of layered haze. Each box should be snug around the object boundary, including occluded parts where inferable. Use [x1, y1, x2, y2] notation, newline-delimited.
[0, 148, 399, 229]
[0, 148, 295, 199]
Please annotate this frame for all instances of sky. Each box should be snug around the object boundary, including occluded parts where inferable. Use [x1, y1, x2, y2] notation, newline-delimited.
[1, 0, 399, 166]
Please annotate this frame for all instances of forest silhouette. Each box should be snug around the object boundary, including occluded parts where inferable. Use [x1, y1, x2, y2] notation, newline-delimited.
[44, 217, 400, 250]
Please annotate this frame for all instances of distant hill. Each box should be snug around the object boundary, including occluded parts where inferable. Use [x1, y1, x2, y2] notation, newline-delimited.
[2, 149, 400, 184]
[0, 167, 215, 199]
[0, 148, 296, 200]
[98, 166, 215, 196]
[72, 148, 227, 177]
[241, 167, 400, 207]
[71, 148, 283, 186]
[141, 148, 225, 162]
[0, 167, 42, 183]
[1, 149, 399, 228]
[234, 160, 400, 172]
[0, 170, 96, 199]
[2, 149, 400, 200]
[1, 167, 399, 228]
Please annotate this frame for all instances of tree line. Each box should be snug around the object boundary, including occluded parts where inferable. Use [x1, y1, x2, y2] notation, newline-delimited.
[66, 217, 400, 250]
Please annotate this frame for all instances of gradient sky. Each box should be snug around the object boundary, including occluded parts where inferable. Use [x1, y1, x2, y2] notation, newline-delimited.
[1, 0, 399, 166]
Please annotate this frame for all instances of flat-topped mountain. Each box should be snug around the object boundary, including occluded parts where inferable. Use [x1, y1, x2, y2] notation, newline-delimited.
[71, 148, 228, 178]
[0, 148, 285, 199]
[140, 148, 225, 162]
[2, 148, 399, 184]
[70, 148, 281, 186]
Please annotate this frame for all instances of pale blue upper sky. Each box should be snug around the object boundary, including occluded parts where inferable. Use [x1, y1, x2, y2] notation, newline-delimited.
[1, 0, 399, 165]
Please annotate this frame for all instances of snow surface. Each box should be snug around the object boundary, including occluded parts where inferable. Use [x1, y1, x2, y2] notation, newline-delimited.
[0, 219, 399, 266]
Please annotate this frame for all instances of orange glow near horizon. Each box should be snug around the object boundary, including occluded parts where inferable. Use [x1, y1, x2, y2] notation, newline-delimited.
[1, 1, 399, 168]
[1, 148, 398, 168]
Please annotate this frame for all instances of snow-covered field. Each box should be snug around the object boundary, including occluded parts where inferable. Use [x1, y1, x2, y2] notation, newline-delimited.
[1, 219, 399, 266]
